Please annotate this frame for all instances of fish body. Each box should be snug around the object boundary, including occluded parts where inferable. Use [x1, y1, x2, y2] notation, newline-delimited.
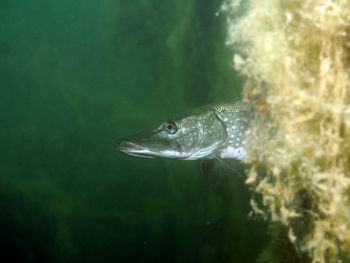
[115, 102, 253, 160]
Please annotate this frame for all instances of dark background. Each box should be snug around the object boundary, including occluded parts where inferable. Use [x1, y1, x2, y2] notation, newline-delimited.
[0, 0, 268, 262]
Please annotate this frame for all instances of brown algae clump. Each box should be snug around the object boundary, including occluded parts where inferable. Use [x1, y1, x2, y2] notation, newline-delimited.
[226, 0, 350, 262]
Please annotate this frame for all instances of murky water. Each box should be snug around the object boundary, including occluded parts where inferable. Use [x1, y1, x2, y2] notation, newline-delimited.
[0, 0, 268, 262]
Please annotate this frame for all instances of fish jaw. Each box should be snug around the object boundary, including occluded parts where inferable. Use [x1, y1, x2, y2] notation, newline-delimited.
[115, 139, 188, 159]
[114, 133, 193, 159]
[115, 139, 155, 158]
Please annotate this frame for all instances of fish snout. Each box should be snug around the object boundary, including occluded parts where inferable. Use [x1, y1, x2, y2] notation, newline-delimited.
[115, 139, 141, 152]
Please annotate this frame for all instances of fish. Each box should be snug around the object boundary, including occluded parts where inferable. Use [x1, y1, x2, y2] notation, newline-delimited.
[115, 101, 253, 161]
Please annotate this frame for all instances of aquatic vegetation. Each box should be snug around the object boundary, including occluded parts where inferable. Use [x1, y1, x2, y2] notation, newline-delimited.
[226, 0, 350, 262]
[257, 224, 308, 263]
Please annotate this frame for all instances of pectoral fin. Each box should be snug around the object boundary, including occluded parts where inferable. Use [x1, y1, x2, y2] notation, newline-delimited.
[213, 155, 245, 182]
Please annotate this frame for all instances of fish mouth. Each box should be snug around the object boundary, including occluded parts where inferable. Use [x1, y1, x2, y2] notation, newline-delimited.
[114, 140, 155, 158]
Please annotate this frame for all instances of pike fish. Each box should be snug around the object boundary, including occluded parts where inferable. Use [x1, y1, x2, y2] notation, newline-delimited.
[115, 102, 253, 161]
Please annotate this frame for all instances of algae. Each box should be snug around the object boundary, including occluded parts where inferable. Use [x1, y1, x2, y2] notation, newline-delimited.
[226, 0, 350, 262]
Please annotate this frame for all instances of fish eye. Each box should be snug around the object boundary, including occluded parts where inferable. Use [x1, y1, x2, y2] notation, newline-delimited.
[163, 121, 178, 134]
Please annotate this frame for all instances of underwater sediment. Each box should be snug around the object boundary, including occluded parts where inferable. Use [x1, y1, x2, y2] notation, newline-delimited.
[226, 0, 350, 262]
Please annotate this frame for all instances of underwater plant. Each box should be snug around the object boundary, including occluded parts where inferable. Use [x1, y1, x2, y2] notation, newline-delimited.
[226, 0, 350, 262]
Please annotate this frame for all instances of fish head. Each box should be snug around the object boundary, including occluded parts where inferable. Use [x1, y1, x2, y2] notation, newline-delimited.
[115, 106, 227, 159]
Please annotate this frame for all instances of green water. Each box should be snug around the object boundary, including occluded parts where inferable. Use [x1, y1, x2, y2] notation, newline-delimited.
[1, 0, 268, 262]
